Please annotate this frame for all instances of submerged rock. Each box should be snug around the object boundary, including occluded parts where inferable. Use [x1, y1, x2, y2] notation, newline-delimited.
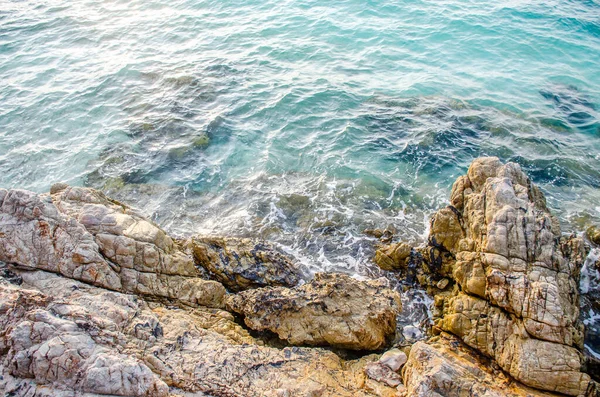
[228, 273, 402, 350]
[189, 236, 305, 292]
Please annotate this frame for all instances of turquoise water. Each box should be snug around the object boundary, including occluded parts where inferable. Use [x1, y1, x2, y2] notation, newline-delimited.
[1, 0, 600, 274]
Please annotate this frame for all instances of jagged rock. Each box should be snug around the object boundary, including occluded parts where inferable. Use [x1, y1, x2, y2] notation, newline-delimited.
[0, 268, 398, 397]
[227, 273, 402, 350]
[188, 236, 305, 292]
[0, 186, 225, 308]
[374, 242, 412, 271]
[424, 157, 591, 395]
[402, 333, 562, 397]
[437, 292, 589, 395]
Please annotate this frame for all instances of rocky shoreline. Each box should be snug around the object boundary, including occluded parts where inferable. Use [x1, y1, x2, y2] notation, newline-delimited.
[0, 157, 598, 396]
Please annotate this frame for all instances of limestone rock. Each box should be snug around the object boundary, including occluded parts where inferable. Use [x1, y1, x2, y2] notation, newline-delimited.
[0, 186, 225, 308]
[227, 273, 402, 350]
[189, 236, 305, 292]
[424, 157, 591, 395]
[402, 333, 562, 397]
[0, 267, 398, 397]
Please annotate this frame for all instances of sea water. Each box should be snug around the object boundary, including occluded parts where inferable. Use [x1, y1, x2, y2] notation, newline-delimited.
[1, 0, 599, 343]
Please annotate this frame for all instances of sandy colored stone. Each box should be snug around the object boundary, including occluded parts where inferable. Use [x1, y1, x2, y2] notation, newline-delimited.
[402, 333, 564, 397]
[424, 157, 591, 395]
[228, 273, 402, 350]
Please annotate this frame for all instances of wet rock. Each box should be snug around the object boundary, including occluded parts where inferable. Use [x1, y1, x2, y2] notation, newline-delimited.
[374, 242, 412, 271]
[425, 157, 591, 395]
[364, 228, 385, 239]
[0, 186, 225, 308]
[0, 269, 396, 397]
[227, 273, 402, 350]
[587, 226, 600, 246]
[189, 236, 305, 292]
[402, 333, 561, 397]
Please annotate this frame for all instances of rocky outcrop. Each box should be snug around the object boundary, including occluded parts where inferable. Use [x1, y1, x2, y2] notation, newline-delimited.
[188, 236, 305, 292]
[0, 185, 225, 307]
[1, 160, 597, 396]
[423, 157, 591, 395]
[402, 333, 562, 397]
[0, 267, 399, 397]
[228, 273, 402, 350]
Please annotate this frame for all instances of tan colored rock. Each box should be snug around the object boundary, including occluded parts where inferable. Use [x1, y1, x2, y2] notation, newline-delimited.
[402, 333, 562, 397]
[189, 236, 305, 292]
[0, 267, 399, 397]
[0, 186, 225, 308]
[228, 273, 402, 350]
[374, 242, 412, 271]
[425, 157, 591, 395]
[437, 292, 589, 395]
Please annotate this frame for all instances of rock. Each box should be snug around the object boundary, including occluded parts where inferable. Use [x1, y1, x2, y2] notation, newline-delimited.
[0, 268, 397, 397]
[189, 236, 305, 292]
[0, 186, 225, 307]
[435, 278, 449, 290]
[425, 157, 591, 395]
[364, 228, 385, 239]
[0, 275, 169, 397]
[227, 273, 402, 350]
[374, 242, 412, 271]
[378, 348, 407, 372]
[587, 226, 600, 246]
[364, 362, 402, 387]
[402, 333, 562, 397]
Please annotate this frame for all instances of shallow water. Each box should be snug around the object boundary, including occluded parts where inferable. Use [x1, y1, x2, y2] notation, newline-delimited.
[1, 0, 600, 345]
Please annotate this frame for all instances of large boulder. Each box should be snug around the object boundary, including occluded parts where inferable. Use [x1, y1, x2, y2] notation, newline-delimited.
[402, 333, 562, 397]
[424, 157, 591, 395]
[0, 186, 225, 308]
[189, 236, 305, 292]
[228, 272, 402, 350]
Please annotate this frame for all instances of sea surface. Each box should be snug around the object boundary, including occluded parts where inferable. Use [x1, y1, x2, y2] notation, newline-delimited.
[1, 0, 599, 344]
